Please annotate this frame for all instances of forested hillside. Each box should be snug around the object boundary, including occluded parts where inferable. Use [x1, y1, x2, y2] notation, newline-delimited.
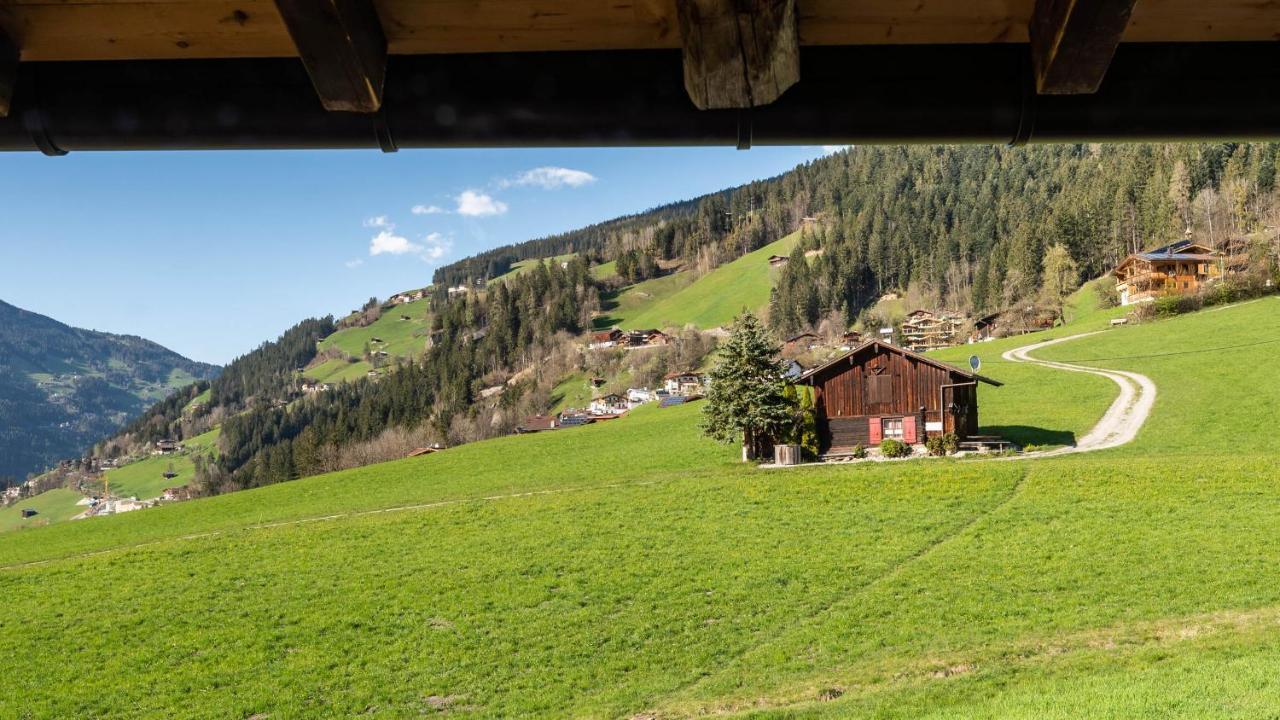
[0, 299, 219, 480]
[437, 143, 1279, 324]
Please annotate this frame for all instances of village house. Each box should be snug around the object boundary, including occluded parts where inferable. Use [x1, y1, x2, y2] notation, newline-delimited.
[767, 254, 789, 267]
[589, 328, 623, 349]
[1113, 240, 1223, 306]
[782, 332, 822, 354]
[798, 340, 1001, 457]
[390, 289, 425, 305]
[621, 329, 669, 348]
[517, 414, 558, 433]
[899, 310, 966, 353]
[153, 439, 179, 455]
[840, 331, 862, 348]
[161, 486, 191, 502]
[589, 393, 630, 416]
[627, 388, 656, 405]
[557, 410, 593, 428]
[301, 380, 331, 394]
[664, 371, 706, 397]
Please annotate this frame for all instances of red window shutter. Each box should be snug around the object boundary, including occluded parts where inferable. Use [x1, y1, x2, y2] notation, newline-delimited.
[869, 417, 882, 444]
[903, 415, 917, 444]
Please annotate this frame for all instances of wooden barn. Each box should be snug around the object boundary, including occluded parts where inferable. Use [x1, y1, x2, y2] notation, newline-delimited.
[798, 340, 1000, 455]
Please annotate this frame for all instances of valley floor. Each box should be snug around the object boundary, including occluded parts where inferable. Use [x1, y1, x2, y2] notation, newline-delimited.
[2, 298, 1280, 718]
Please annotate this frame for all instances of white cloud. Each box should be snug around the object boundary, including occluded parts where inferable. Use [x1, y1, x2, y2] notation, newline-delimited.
[345, 258, 365, 268]
[411, 204, 447, 215]
[363, 215, 392, 228]
[419, 232, 452, 261]
[456, 190, 508, 217]
[503, 166, 598, 189]
[821, 145, 854, 155]
[369, 229, 421, 256]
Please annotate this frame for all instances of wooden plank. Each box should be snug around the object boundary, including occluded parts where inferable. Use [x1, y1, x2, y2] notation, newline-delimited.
[1030, 0, 1139, 94]
[0, 28, 15, 118]
[0, 0, 1273, 63]
[675, 0, 799, 109]
[273, 0, 387, 112]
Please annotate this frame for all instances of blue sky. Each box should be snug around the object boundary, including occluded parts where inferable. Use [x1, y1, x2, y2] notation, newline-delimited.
[0, 146, 839, 364]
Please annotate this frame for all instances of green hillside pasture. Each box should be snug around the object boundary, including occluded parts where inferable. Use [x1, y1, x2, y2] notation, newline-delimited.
[0, 462, 1020, 719]
[316, 298, 432, 362]
[6, 301, 1280, 717]
[550, 372, 595, 412]
[183, 387, 211, 413]
[600, 232, 800, 331]
[489, 254, 578, 285]
[0, 402, 735, 568]
[106, 456, 192, 501]
[594, 270, 696, 329]
[104, 427, 223, 501]
[590, 260, 618, 280]
[0, 489, 85, 533]
[659, 453, 1280, 718]
[1033, 295, 1280, 457]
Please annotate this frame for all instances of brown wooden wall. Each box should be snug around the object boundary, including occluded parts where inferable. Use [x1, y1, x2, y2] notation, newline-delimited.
[809, 346, 963, 419]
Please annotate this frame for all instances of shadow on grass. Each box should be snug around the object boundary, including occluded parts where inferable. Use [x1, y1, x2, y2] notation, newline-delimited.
[980, 425, 1076, 448]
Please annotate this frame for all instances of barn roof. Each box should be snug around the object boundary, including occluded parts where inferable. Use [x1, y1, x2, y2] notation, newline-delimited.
[798, 339, 1002, 387]
[0, 3, 1276, 152]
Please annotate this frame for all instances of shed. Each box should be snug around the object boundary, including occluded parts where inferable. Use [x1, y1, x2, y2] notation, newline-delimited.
[798, 340, 1000, 455]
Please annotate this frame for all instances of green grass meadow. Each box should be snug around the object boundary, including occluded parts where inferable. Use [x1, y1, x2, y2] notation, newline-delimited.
[0, 488, 85, 533]
[3, 298, 1280, 717]
[598, 232, 799, 330]
[308, 298, 432, 383]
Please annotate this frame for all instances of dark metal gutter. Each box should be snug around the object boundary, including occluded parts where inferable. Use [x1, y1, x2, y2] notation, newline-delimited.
[1, 43, 1276, 154]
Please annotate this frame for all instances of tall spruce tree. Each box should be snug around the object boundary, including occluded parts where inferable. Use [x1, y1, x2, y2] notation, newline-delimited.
[702, 312, 796, 461]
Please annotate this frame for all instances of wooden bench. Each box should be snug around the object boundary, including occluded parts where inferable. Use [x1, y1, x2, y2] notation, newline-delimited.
[959, 435, 1013, 452]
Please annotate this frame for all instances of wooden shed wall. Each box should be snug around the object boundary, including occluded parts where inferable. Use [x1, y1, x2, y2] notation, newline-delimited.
[809, 346, 962, 420]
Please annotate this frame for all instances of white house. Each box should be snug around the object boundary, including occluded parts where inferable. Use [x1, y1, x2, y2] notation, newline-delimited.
[664, 372, 705, 397]
[626, 387, 655, 406]
[589, 393, 630, 415]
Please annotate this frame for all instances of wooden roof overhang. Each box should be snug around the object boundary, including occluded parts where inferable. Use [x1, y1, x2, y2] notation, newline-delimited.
[0, 1, 1277, 153]
[798, 339, 1003, 387]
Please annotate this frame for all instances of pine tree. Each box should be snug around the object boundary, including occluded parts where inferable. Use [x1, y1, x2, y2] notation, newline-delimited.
[702, 312, 796, 461]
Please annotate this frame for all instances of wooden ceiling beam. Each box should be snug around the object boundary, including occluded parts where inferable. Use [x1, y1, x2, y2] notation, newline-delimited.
[676, 0, 800, 110]
[0, 29, 16, 118]
[1030, 0, 1138, 94]
[272, 0, 387, 112]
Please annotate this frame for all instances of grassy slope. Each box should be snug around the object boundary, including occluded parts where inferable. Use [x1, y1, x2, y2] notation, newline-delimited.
[591, 260, 618, 281]
[489, 254, 578, 285]
[600, 232, 799, 330]
[0, 488, 84, 533]
[308, 298, 431, 383]
[102, 427, 222, 501]
[550, 371, 595, 413]
[4, 298, 1280, 717]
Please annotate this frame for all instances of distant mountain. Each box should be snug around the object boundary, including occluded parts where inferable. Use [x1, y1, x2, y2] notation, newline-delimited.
[0, 300, 220, 479]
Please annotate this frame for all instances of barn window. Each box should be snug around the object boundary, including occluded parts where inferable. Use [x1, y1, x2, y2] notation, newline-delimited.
[883, 417, 904, 440]
[866, 374, 893, 404]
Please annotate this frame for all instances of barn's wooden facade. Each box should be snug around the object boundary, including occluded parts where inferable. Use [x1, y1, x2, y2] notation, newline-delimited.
[798, 340, 1000, 455]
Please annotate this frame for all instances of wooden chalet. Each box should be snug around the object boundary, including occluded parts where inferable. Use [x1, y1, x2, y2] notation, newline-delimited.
[782, 332, 822, 353]
[798, 340, 1001, 455]
[899, 310, 966, 353]
[589, 328, 623, 349]
[1113, 240, 1222, 306]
